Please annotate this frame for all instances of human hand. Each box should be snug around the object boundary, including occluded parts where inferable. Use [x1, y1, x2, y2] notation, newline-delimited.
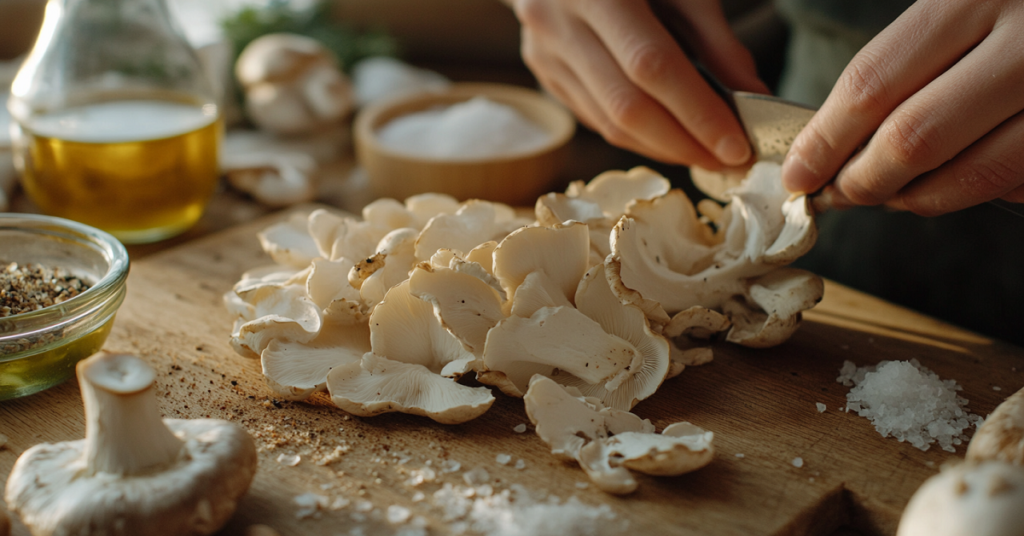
[505, 0, 769, 169]
[781, 0, 1024, 215]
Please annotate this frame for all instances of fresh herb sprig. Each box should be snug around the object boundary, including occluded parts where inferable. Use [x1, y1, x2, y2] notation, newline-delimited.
[220, 0, 400, 72]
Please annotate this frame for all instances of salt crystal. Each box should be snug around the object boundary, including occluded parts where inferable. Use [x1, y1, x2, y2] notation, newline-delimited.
[993, 386, 1003, 392]
[838, 359, 984, 452]
[411, 491, 426, 502]
[496, 453, 512, 465]
[376, 97, 553, 160]
[350, 512, 367, 523]
[355, 500, 374, 513]
[442, 459, 462, 473]
[463, 467, 491, 486]
[816, 403, 827, 413]
[276, 453, 301, 467]
[330, 497, 351, 510]
[575, 482, 590, 490]
[513, 423, 528, 433]
[406, 467, 437, 487]
[792, 457, 804, 468]
[293, 493, 328, 519]
[514, 459, 526, 470]
[735, 453, 745, 458]
[387, 505, 412, 525]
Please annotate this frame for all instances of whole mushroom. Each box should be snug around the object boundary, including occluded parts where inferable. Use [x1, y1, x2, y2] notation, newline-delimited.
[4, 352, 258, 536]
[235, 33, 355, 135]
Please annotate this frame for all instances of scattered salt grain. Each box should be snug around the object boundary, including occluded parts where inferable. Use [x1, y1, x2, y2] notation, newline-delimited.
[514, 459, 526, 470]
[431, 482, 627, 536]
[293, 493, 329, 519]
[816, 403, 827, 413]
[513, 424, 528, 434]
[355, 500, 375, 513]
[376, 97, 553, 160]
[330, 497, 351, 510]
[837, 359, 984, 452]
[792, 457, 804, 468]
[276, 453, 301, 467]
[575, 482, 590, 490]
[412, 491, 426, 502]
[463, 467, 491, 486]
[387, 505, 412, 525]
[441, 459, 462, 473]
[735, 453, 745, 458]
[406, 467, 437, 487]
[496, 453, 512, 465]
[993, 386, 1003, 392]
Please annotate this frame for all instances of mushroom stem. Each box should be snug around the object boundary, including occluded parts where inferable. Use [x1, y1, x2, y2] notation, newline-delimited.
[78, 353, 185, 476]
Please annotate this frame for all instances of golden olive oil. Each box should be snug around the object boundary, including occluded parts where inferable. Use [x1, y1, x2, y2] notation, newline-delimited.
[0, 315, 115, 400]
[14, 99, 221, 244]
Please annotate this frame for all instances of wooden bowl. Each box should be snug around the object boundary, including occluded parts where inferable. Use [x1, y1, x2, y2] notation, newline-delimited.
[354, 83, 576, 206]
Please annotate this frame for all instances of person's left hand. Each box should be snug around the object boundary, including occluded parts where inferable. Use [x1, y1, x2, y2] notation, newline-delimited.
[781, 0, 1024, 215]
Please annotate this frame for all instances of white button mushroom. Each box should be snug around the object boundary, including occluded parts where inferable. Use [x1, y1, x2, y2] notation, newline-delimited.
[967, 385, 1024, 465]
[4, 352, 257, 536]
[897, 461, 1024, 536]
[235, 33, 354, 136]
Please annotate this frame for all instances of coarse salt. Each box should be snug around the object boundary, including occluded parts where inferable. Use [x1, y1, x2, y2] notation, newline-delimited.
[816, 403, 826, 413]
[513, 423, 528, 434]
[792, 457, 804, 468]
[496, 453, 512, 465]
[376, 97, 552, 160]
[837, 359, 983, 452]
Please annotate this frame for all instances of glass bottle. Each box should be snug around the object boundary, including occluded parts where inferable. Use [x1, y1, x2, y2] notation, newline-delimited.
[9, 0, 222, 244]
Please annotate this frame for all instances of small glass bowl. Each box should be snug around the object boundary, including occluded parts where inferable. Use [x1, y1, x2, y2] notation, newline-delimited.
[0, 214, 129, 400]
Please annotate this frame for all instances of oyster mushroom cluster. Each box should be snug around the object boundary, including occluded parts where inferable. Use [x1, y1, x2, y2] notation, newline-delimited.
[225, 162, 821, 490]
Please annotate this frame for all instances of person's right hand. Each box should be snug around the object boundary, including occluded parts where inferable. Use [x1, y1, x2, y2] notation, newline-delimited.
[505, 0, 769, 169]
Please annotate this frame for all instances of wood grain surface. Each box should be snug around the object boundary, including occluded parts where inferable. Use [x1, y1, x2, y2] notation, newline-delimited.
[2, 207, 1022, 536]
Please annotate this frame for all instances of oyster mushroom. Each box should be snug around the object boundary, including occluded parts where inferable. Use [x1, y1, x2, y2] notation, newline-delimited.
[606, 161, 820, 346]
[349, 227, 419, 314]
[226, 270, 321, 358]
[408, 264, 505, 356]
[261, 300, 370, 400]
[414, 200, 527, 261]
[552, 265, 671, 410]
[4, 352, 257, 536]
[492, 222, 591, 312]
[223, 152, 317, 207]
[524, 375, 714, 494]
[326, 353, 494, 424]
[368, 280, 477, 378]
[235, 33, 354, 135]
[257, 212, 322, 269]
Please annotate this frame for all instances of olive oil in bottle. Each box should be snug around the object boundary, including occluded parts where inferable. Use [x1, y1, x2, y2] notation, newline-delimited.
[14, 99, 221, 244]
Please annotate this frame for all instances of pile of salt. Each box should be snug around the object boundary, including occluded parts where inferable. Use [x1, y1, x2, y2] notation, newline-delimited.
[376, 97, 552, 160]
[837, 359, 984, 452]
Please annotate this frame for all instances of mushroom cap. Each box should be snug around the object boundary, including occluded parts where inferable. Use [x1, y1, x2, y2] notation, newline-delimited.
[256, 212, 321, 269]
[565, 166, 672, 218]
[723, 268, 824, 348]
[967, 386, 1024, 465]
[552, 265, 670, 410]
[326, 353, 495, 425]
[897, 461, 1024, 536]
[369, 280, 477, 378]
[493, 222, 591, 307]
[414, 200, 525, 261]
[236, 33, 337, 87]
[261, 300, 369, 400]
[524, 375, 713, 495]
[408, 264, 505, 355]
[4, 419, 258, 536]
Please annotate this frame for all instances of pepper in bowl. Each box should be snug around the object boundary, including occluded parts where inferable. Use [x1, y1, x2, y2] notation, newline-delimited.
[0, 214, 129, 400]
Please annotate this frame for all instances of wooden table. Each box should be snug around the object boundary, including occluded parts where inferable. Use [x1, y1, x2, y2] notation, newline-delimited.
[2, 199, 1022, 536]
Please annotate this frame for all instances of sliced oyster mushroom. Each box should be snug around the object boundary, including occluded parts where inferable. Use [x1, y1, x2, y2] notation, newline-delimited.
[369, 280, 477, 378]
[408, 265, 505, 355]
[524, 375, 714, 494]
[257, 212, 322, 269]
[415, 200, 526, 261]
[326, 353, 494, 425]
[493, 222, 590, 309]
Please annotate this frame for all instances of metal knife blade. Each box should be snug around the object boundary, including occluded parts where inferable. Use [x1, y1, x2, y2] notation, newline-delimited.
[731, 91, 817, 163]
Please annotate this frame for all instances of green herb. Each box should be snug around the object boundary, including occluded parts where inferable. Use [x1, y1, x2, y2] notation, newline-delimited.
[220, 0, 400, 72]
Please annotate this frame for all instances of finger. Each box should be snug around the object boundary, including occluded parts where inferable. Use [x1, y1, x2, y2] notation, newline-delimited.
[833, 19, 1024, 206]
[1003, 185, 1024, 204]
[667, 0, 770, 94]
[561, 15, 722, 168]
[519, 15, 679, 162]
[581, 0, 751, 166]
[781, 1, 995, 195]
[535, 53, 662, 160]
[892, 110, 1024, 216]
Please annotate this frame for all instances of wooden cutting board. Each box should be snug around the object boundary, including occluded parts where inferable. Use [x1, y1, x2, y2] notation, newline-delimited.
[2, 207, 1022, 536]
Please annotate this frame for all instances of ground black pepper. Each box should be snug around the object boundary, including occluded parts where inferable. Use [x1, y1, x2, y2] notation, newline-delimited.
[0, 261, 90, 317]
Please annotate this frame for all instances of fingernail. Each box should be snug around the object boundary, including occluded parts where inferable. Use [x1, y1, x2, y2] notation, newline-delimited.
[781, 153, 820, 194]
[715, 135, 751, 166]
